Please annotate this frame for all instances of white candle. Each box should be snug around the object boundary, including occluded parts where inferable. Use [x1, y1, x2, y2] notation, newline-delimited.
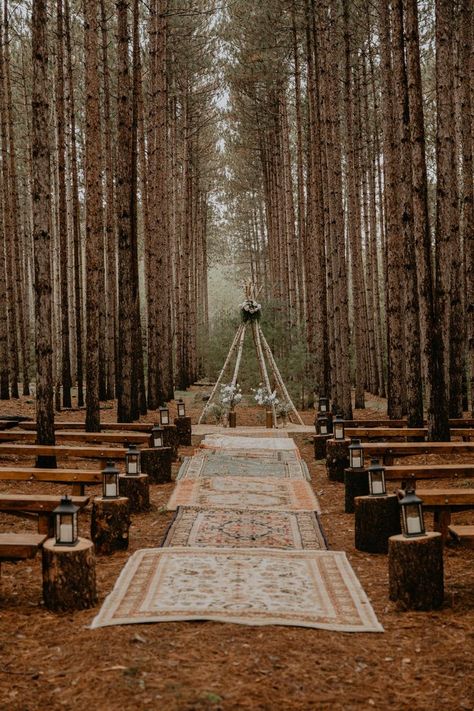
[128, 461, 137, 474]
[154, 437, 162, 448]
[105, 483, 116, 497]
[371, 479, 384, 495]
[406, 512, 420, 534]
[60, 522, 73, 542]
[321, 425, 327, 435]
[352, 454, 362, 468]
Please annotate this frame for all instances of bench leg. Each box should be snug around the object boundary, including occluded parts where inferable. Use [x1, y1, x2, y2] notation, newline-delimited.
[433, 508, 451, 542]
[38, 514, 53, 537]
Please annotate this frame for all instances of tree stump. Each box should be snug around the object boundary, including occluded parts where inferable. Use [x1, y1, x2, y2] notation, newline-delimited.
[140, 447, 172, 483]
[91, 496, 130, 555]
[119, 474, 150, 513]
[326, 438, 350, 482]
[388, 532, 444, 610]
[174, 416, 192, 444]
[42, 537, 97, 611]
[354, 494, 401, 553]
[163, 424, 179, 460]
[344, 468, 369, 513]
[314, 434, 330, 460]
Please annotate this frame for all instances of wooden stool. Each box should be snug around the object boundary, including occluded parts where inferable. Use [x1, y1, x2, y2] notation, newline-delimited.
[163, 424, 179, 461]
[344, 468, 369, 513]
[354, 494, 401, 553]
[314, 434, 330, 460]
[119, 474, 150, 513]
[91, 496, 130, 555]
[326, 438, 350, 482]
[140, 447, 172, 483]
[42, 537, 97, 611]
[388, 532, 444, 610]
[174, 416, 192, 445]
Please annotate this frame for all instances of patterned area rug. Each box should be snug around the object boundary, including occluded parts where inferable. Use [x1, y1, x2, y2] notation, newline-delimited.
[162, 508, 327, 549]
[91, 547, 383, 632]
[201, 435, 298, 451]
[196, 449, 301, 462]
[167, 477, 320, 513]
[177, 455, 310, 481]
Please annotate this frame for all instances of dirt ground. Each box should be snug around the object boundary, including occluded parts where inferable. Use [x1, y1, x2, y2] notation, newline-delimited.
[0, 390, 473, 711]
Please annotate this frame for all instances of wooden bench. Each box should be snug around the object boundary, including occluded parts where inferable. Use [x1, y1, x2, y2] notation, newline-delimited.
[362, 441, 474, 465]
[20, 421, 155, 432]
[397, 488, 474, 541]
[345, 427, 474, 441]
[0, 494, 89, 535]
[384, 463, 474, 484]
[0, 430, 149, 445]
[0, 533, 47, 566]
[339, 418, 474, 428]
[0, 467, 102, 495]
[448, 525, 474, 548]
[0, 443, 127, 461]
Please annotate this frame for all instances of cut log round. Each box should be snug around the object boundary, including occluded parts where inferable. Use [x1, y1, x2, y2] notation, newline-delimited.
[119, 474, 150, 513]
[174, 416, 192, 445]
[91, 496, 130, 555]
[344, 468, 369, 513]
[140, 447, 172, 483]
[354, 494, 401, 553]
[326, 438, 350, 482]
[314, 434, 330, 460]
[42, 537, 97, 611]
[163, 424, 179, 460]
[388, 532, 444, 610]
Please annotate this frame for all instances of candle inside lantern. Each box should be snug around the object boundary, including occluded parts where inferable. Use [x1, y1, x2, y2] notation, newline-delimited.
[60, 522, 73, 542]
[406, 507, 421, 534]
[371, 478, 384, 495]
[105, 483, 116, 498]
[128, 461, 137, 475]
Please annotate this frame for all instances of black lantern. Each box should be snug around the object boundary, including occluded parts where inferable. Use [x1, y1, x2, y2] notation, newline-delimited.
[349, 439, 364, 469]
[102, 460, 120, 499]
[151, 423, 164, 448]
[125, 444, 141, 476]
[318, 396, 329, 413]
[177, 399, 186, 418]
[317, 414, 329, 436]
[333, 415, 345, 441]
[399, 487, 426, 537]
[54, 495, 79, 547]
[159, 406, 170, 426]
[368, 459, 386, 496]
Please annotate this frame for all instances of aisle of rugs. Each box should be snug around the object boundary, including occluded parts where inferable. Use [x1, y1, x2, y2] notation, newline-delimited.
[92, 433, 383, 632]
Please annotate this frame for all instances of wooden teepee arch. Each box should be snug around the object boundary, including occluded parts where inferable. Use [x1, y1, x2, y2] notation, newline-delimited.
[199, 281, 303, 427]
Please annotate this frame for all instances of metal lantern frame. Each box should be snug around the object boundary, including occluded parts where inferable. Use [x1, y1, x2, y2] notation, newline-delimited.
[368, 459, 386, 496]
[399, 487, 426, 537]
[125, 443, 141, 476]
[54, 495, 79, 547]
[317, 414, 329, 436]
[333, 415, 345, 441]
[102, 460, 120, 499]
[177, 399, 186, 418]
[349, 438, 364, 469]
[318, 396, 329, 413]
[151, 423, 164, 448]
[159, 406, 170, 426]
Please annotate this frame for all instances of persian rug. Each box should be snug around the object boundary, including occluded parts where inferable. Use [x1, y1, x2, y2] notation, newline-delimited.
[196, 448, 301, 462]
[176, 455, 310, 481]
[162, 507, 327, 550]
[91, 547, 383, 632]
[166, 477, 320, 513]
[200, 435, 298, 451]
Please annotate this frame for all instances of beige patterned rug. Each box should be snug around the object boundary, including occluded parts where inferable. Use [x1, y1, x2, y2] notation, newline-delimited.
[177, 455, 310, 480]
[167, 477, 320, 513]
[91, 547, 383, 632]
[201, 435, 298, 451]
[195, 449, 301, 462]
[162, 508, 327, 549]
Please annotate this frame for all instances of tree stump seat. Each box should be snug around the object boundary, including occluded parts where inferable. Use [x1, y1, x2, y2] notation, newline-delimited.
[354, 494, 401, 553]
[42, 537, 97, 611]
[119, 474, 150, 513]
[140, 447, 173, 483]
[388, 532, 444, 610]
[326, 438, 350, 482]
[91, 496, 130, 555]
[174, 416, 192, 445]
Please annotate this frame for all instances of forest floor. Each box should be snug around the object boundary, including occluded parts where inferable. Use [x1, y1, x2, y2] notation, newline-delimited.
[0, 388, 473, 711]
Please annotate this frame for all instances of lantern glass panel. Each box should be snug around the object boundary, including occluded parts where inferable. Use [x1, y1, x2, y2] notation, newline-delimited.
[177, 400, 186, 418]
[159, 408, 170, 426]
[404, 503, 423, 535]
[58, 513, 73, 544]
[319, 418, 328, 435]
[319, 397, 328, 413]
[102, 462, 119, 498]
[349, 441, 363, 469]
[333, 417, 345, 440]
[369, 469, 386, 496]
[152, 425, 163, 448]
[126, 448, 140, 475]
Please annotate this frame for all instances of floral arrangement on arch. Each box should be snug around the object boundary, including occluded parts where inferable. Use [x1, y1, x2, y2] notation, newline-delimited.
[253, 385, 279, 408]
[219, 383, 243, 411]
[240, 298, 262, 323]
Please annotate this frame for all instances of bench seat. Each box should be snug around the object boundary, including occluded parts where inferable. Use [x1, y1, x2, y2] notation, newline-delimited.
[362, 441, 474, 464]
[0, 444, 127, 460]
[0, 533, 47, 561]
[448, 525, 474, 548]
[0, 430, 149, 444]
[399, 488, 474, 541]
[0, 494, 90, 535]
[384, 464, 474, 482]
